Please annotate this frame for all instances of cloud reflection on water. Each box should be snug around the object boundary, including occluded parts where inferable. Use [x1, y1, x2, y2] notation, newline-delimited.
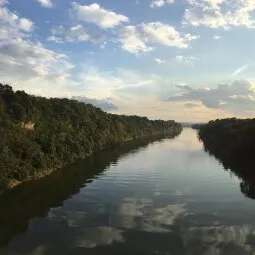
[184, 225, 255, 255]
[73, 227, 124, 249]
[114, 197, 189, 233]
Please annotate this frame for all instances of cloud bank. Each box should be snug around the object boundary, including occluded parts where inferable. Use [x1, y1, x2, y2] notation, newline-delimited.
[168, 80, 255, 114]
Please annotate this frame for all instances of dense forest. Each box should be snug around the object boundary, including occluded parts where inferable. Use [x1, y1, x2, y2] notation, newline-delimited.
[198, 118, 255, 161]
[0, 84, 182, 191]
[197, 118, 255, 199]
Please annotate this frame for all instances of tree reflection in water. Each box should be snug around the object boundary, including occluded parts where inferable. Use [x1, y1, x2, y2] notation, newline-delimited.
[0, 137, 164, 248]
[202, 143, 255, 200]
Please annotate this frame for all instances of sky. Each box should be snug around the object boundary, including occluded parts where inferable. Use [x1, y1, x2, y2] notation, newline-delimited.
[1, 0, 255, 122]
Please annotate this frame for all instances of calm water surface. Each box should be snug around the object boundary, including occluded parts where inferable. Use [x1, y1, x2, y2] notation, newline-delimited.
[1, 128, 255, 255]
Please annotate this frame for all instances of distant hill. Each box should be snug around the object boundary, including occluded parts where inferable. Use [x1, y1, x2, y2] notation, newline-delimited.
[180, 122, 205, 127]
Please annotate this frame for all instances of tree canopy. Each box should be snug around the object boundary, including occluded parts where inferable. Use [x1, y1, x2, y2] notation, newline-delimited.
[198, 118, 255, 199]
[0, 83, 182, 191]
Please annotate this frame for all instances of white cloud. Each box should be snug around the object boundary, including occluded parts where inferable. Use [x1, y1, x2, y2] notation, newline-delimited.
[0, 2, 76, 97]
[0, 2, 34, 40]
[141, 22, 192, 48]
[184, 0, 255, 29]
[0, 2, 18, 27]
[150, 0, 175, 8]
[19, 18, 34, 32]
[51, 25, 65, 35]
[232, 64, 249, 76]
[155, 57, 165, 64]
[213, 35, 221, 40]
[47, 35, 63, 43]
[150, 0, 165, 8]
[66, 24, 104, 42]
[48, 24, 105, 43]
[36, 0, 53, 8]
[0, 0, 8, 5]
[118, 25, 154, 54]
[100, 42, 107, 49]
[0, 39, 73, 81]
[71, 2, 129, 29]
[175, 55, 197, 65]
[118, 22, 199, 54]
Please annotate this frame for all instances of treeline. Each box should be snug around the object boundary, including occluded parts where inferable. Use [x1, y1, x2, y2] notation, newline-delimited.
[191, 123, 205, 130]
[198, 118, 255, 199]
[0, 84, 182, 190]
[198, 118, 255, 160]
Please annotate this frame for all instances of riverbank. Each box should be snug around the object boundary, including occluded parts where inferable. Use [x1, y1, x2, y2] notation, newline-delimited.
[198, 118, 255, 161]
[4, 131, 182, 192]
[197, 118, 255, 199]
[0, 83, 182, 193]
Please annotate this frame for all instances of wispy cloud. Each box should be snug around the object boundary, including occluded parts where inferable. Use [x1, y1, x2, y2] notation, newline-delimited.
[175, 55, 197, 65]
[232, 64, 249, 76]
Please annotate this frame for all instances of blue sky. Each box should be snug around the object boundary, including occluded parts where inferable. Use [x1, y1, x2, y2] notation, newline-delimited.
[1, 0, 255, 121]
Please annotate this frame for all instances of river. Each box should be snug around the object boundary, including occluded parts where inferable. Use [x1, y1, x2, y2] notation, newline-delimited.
[1, 128, 255, 255]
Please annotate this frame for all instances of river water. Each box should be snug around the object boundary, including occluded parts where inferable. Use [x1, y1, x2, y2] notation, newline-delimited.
[1, 128, 255, 255]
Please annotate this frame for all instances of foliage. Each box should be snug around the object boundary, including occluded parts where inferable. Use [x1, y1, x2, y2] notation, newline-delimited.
[198, 118, 255, 160]
[191, 123, 205, 130]
[0, 83, 182, 190]
[198, 118, 255, 199]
